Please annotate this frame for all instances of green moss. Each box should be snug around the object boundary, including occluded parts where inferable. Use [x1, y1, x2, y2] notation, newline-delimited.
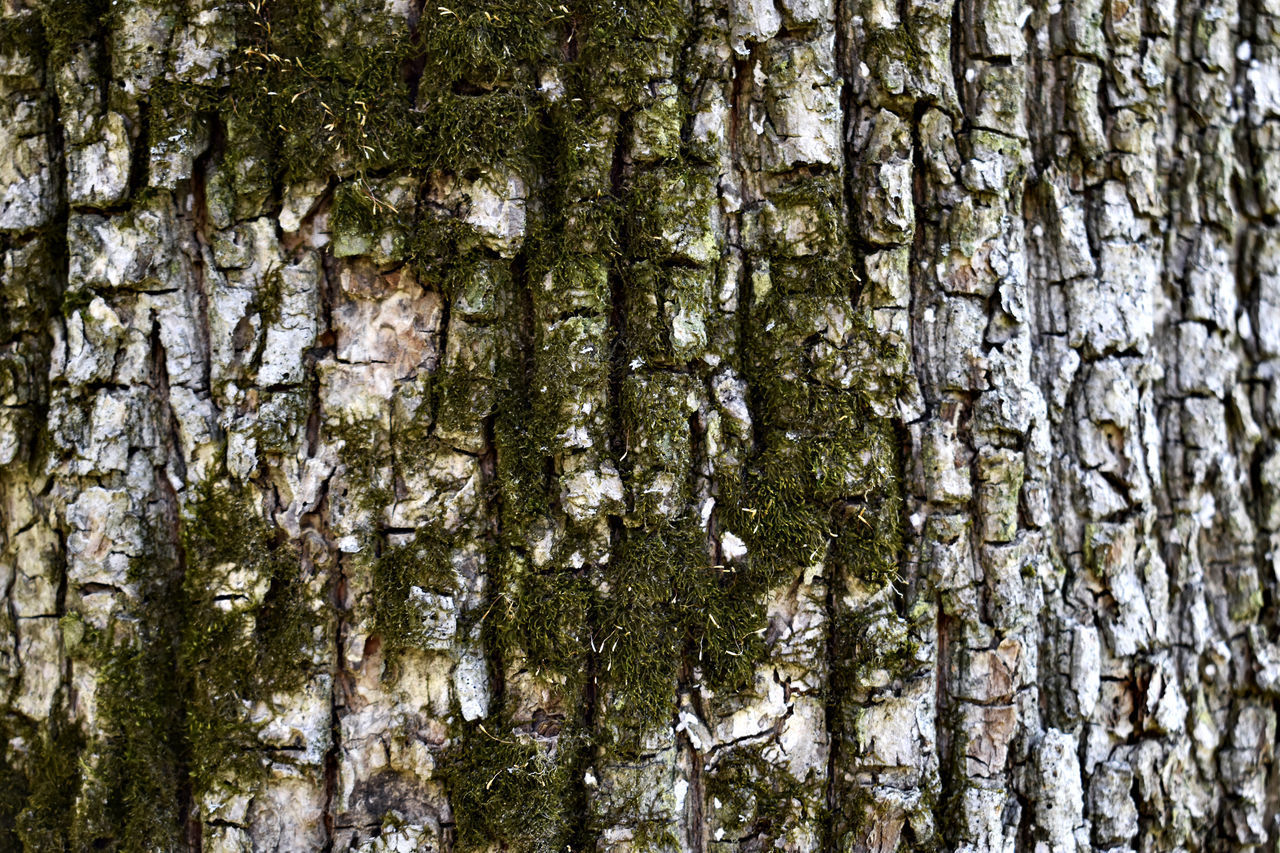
[405, 215, 485, 288]
[371, 528, 456, 653]
[721, 247, 907, 597]
[527, 250, 612, 321]
[148, 0, 679, 188]
[528, 313, 610, 455]
[618, 264, 713, 369]
[829, 485, 903, 587]
[620, 373, 695, 521]
[628, 165, 718, 264]
[433, 316, 506, 448]
[73, 632, 186, 852]
[620, 263, 666, 366]
[629, 823, 682, 851]
[415, 0, 559, 84]
[597, 521, 770, 730]
[676, 560, 770, 693]
[812, 396, 903, 588]
[0, 11, 45, 61]
[705, 751, 818, 842]
[224, 1, 421, 179]
[11, 711, 83, 852]
[439, 715, 584, 853]
[57, 520, 189, 851]
[330, 418, 395, 513]
[13, 489, 315, 849]
[415, 91, 544, 170]
[451, 259, 507, 322]
[58, 287, 95, 320]
[0, 727, 28, 853]
[546, 154, 624, 252]
[485, 549, 593, 684]
[329, 179, 380, 240]
[566, 0, 686, 99]
[830, 606, 921, 704]
[717, 451, 825, 589]
[493, 398, 552, 536]
[39, 0, 109, 61]
[331, 180, 408, 259]
[862, 26, 925, 70]
[126, 0, 690, 229]
[178, 483, 316, 796]
[596, 524, 699, 725]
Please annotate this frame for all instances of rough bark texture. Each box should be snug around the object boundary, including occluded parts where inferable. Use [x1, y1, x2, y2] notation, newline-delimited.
[0, 0, 1276, 849]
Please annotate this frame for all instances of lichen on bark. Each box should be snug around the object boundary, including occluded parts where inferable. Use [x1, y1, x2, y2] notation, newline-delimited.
[3, 0, 1280, 848]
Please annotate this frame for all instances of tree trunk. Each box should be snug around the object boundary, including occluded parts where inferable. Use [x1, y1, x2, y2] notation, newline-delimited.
[0, 0, 1275, 849]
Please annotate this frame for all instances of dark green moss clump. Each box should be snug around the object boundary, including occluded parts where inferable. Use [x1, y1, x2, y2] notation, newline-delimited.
[829, 481, 903, 587]
[862, 26, 926, 71]
[46, 484, 315, 848]
[139, 0, 686, 193]
[722, 238, 907, 597]
[485, 549, 594, 685]
[39, 0, 110, 61]
[371, 527, 456, 653]
[9, 711, 83, 852]
[599, 522, 768, 723]
[54, 521, 188, 852]
[492, 399, 553, 535]
[73, 633, 186, 852]
[595, 524, 702, 723]
[0, 726, 28, 852]
[0, 11, 45, 62]
[439, 716, 584, 853]
[829, 606, 921, 704]
[179, 484, 316, 794]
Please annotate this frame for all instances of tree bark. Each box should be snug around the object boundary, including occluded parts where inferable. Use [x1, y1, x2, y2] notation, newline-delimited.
[0, 0, 1276, 850]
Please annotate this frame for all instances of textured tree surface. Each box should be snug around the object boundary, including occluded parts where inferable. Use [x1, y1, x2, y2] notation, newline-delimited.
[0, 0, 1277, 849]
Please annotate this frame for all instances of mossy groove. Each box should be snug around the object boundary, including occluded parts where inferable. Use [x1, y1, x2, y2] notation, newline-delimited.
[6, 484, 318, 850]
